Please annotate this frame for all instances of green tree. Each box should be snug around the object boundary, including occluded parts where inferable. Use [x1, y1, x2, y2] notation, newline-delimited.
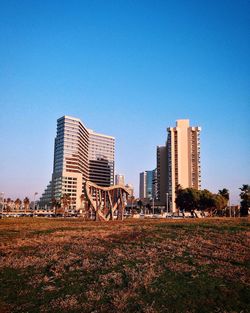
[213, 194, 227, 215]
[146, 203, 151, 214]
[137, 200, 143, 212]
[129, 197, 137, 215]
[175, 188, 200, 213]
[218, 189, 230, 216]
[198, 189, 214, 212]
[239, 184, 250, 217]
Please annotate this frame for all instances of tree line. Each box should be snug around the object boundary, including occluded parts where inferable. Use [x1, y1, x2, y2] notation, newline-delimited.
[175, 184, 249, 216]
[2, 184, 249, 218]
[1, 197, 31, 212]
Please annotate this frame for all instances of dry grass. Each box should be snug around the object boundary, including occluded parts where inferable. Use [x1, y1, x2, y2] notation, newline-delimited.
[0, 217, 249, 313]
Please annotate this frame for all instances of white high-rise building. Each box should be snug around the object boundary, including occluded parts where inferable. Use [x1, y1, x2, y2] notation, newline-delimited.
[139, 172, 146, 199]
[167, 119, 201, 212]
[40, 116, 115, 210]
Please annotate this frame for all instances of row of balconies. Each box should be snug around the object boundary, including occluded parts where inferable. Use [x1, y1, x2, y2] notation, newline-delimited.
[63, 177, 77, 182]
[62, 190, 77, 195]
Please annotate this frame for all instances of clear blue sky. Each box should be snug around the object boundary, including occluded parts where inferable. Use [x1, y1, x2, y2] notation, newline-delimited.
[0, 0, 249, 204]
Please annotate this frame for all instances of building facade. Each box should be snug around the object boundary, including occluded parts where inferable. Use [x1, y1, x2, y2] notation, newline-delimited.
[167, 119, 201, 212]
[139, 170, 154, 200]
[115, 174, 125, 186]
[125, 183, 134, 197]
[88, 130, 115, 187]
[152, 168, 158, 200]
[39, 116, 115, 210]
[139, 172, 146, 199]
[157, 146, 167, 204]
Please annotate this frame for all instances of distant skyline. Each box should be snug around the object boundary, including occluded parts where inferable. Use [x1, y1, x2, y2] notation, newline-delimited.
[0, 0, 249, 204]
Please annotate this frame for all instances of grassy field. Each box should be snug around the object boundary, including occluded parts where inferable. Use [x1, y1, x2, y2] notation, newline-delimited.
[0, 217, 249, 313]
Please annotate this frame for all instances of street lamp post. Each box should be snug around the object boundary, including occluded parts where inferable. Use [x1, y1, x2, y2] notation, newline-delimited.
[229, 197, 231, 218]
[0, 192, 4, 215]
[33, 192, 38, 211]
[166, 192, 169, 216]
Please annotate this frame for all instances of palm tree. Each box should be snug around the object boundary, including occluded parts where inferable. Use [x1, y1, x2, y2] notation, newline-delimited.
[218, 188, 229, 201]
[14, 198, 22, 212]
[84, 194, 92, 219]
[218, 188, 230, 216]
[23, 197, 30, 213]
[130, 196, 135, 214]
[137, 199, 143, 209]
[61, 194, 71, 217]
[239, 184, 250, 216]
[240, 184, 250, 199]
[80, 194, 85, 209]
[80, 194, 88, 218]
[6, 198, 12, 212]
[51, 198, 59, 215]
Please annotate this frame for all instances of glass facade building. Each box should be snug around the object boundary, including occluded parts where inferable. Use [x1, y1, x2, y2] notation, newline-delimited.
[139, 170, 154, 199]
[39, 116, 115, 209]
[88, 130, 115, 187]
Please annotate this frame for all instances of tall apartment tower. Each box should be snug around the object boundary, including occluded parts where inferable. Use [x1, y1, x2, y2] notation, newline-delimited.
[40, 116, 115, 209]
[139, 172, 146, 199]
[167, 119, 201, 212]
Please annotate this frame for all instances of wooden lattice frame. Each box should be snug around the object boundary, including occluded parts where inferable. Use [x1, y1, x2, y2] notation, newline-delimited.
[85, 181, 129, 221]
